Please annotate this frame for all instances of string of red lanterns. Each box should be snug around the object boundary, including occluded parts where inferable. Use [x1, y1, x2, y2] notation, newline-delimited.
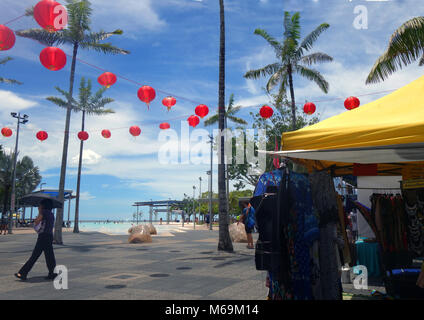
[1, 3, 381, 137]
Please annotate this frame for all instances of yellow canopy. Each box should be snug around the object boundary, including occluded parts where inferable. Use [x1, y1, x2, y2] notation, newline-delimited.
[272, 75, 424, 176]
[283, 74, 424, 151]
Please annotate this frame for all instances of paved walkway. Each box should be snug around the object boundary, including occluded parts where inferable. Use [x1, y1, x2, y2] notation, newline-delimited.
[0, 228, 269, 300]
[0, 227, 386, 300]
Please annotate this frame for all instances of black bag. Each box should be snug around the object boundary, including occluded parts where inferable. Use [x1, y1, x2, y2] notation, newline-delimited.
[385, 268, 424, 300]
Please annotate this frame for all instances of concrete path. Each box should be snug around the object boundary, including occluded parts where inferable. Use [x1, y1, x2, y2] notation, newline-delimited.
[0, 228, 269, 300]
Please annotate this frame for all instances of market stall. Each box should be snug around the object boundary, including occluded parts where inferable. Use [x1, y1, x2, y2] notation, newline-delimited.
[260, 75, 424, 299]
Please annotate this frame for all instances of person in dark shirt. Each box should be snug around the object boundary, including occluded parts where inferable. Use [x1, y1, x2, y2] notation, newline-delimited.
[239, 201, 256, 249]
[15, 199, 57, 281]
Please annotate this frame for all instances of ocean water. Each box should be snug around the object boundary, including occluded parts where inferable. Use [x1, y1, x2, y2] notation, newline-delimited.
[78, 221, 184, 235]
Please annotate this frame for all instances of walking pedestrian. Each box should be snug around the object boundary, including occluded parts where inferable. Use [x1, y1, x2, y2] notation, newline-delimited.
[14, 199, 57, 281]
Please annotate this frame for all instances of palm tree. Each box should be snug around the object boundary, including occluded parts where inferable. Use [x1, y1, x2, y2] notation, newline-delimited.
[366, 17, 424, 84]
[16, 0, 129, 244]
[244, 12, 333, 130]
[217, 0, 233, 252]
[47, 78, 114, 233]
[0, 150, 41, 219]
[0, 57, 22, 85]
[205, 93, 246, 232]
[204, 93, 247, 128]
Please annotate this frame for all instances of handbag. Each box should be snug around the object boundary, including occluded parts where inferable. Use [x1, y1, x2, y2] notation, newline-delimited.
[34, 220, 45, 234]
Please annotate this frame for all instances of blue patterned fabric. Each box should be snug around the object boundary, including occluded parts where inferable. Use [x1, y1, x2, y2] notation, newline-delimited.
[254, 170, 283, 197]
[287, 172, 320, 300]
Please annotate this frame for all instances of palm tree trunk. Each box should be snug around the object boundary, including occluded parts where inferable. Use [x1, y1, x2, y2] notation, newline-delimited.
[74, 110, 85, 233]
[287, 64, 297, 131]
[225, 117, 230, 218]
[218, 0, 233, 252]
[54, 42, 78, 245]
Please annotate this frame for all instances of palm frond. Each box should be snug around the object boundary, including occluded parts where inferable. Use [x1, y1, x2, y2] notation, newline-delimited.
[253, 29, 283, 52]
[300, 52, 333, 66]
[0, 77, 22, 85]
[204, 114, 219, 127]
[0, 57, 13, 65]
[227, 93, 235, 111]
[266, 69, 285, 93]
[46, 97, 71, 109]
[15, 28, 66, 46]
[366, 17, 424, 83]
[79, 42, 130, 55]
[227, 116, 247, 125]
[228, 105, 243, 116]
[85, 108, 114, 116]
[54, 86, 75, 103]
[25, 6, 34, 17]
[419, 54, 424, 66]
[289, 12, 301, 42]
[299, 23, 330, 52]
[295, 65, 329, 93]
[83, 30, 125, 43]
[244, 62, 282, 80]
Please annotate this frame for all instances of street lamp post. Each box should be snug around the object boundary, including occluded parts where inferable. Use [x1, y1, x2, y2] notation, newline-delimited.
[208, 134, 213, 230]
[198, 177, 202, 225]
[40, 182, 46, 191]
[192, 185, 196, 230]
[8, 112, 28, 234]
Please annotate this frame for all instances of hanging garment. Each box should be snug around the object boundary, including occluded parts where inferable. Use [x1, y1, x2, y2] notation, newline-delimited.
[405, 202, 424, 257]
[337, 194, 352, 265]
[285, 172, 320, 300]
[253, 169, 283, 197]
[309, 171, 342, 300]
[309, 171, 340, 226]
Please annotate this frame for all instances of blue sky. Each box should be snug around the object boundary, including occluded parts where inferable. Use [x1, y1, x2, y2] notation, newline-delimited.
[0, 0, 423, 220]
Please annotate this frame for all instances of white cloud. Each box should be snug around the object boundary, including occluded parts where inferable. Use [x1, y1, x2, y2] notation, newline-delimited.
[90, 0, 166, 33]
[0, 90, 38, 122]
[79, 191, 96, 201]
[71, 149, 102, 166]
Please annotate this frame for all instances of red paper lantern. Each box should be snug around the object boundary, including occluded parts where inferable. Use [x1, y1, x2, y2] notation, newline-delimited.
[129, 126, 141, 137]
[78, 131, 89, 141]
[260, 105, 274, 119]
[98, 72, 117, 88]
[303, 102, 316, 115]
[0, 25, 16, 51]
[344, 96, 360, 110]
[188, 115, 200, 128]
[1, 127, 12, 137]
[159, 123, 171, 130]
[36, 131, 48, 141]
[195, 104, 209, 119]
[162, 96, 176, 112]
[34, 0, 68, 32]
[40, 47, 67, 71]
[137, 86, 156, 110]
[101, 129, 111, 139]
